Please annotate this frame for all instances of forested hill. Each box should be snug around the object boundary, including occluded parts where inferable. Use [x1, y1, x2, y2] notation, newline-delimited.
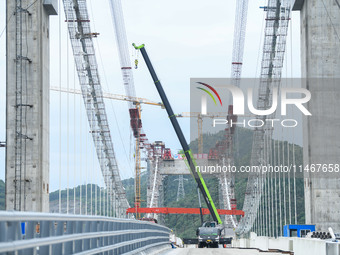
[124, 128, 305, 238]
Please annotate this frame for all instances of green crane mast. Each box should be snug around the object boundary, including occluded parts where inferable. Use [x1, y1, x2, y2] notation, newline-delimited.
[133, 43, 222, 225]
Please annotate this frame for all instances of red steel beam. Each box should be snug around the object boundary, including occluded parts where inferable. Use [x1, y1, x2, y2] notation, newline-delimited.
[126, 207, 244, 217]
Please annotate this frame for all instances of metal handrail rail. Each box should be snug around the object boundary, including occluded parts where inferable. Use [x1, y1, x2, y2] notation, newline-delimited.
[0, 211, 171, 254]
[74, 238, 169, 255]
[0, 230, 169, 253]
[0, 211, 165, 226]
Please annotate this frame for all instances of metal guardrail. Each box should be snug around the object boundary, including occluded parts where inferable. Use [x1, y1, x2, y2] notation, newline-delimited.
[0, 211, 170, 255]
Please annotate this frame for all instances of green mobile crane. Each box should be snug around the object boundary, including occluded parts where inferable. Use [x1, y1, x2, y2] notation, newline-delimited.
[132, 43, 222, 226]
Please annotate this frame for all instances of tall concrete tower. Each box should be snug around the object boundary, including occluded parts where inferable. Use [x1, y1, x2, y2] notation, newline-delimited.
[293, 0, 340, 231]
[5, 1, 57, 212]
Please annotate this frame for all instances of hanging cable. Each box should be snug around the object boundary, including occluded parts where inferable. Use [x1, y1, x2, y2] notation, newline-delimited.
[0, 0, 39, 39]
[290, 14, 298, 225]
[70, 9, 77, 214]
[107, 174, 109, 217]
[99, 183, 102, 216]
[111, 183, 113, 217]
[91, 141, 94, 216]
[266, 132, 271, 236]
[265, 132, 269, 236]
[106, 174, 109, 217]
[79, 91, 82, 215]
[270, 131, 274, 236]
[282, 139, 286, 227]
[103, 178, 105, 216]
[320, 0, 340, 42]
[262, 173, 265, 236]
[58, 0, 62, 214]
[288, 140, 291, 225]
[0, 12, 14, 39]
[25, 0, 39, 10]
[85, 121, 88, 215]
[95, 167, 97, 215]
[284, 25, 292, 226]
[278, 138, 282, 236]
[66, 10, 70, 214]
[73, 64, 76, 214]
[274, 138, 278, 237]
[268, 132, 272, 236]
[335, 0, 340, 9]
[267, 132, 271, 236]
[258, 171, 262, 236]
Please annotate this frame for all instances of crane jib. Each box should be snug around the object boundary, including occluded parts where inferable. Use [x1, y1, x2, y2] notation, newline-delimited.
[133, 43, 222, 225]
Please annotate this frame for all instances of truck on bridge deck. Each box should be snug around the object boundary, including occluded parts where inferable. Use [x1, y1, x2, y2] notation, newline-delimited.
[194, 221, 232, 248]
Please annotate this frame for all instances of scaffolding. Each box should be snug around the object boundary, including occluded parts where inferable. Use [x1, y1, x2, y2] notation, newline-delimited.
[236, 0, 292, 235]
[108, 0, 164, 215]
[220, 0, 250, 229]
[62, 0, 129, 217]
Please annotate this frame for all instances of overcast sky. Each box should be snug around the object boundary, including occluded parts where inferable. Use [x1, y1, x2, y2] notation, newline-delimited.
[0, 0, 301, 191]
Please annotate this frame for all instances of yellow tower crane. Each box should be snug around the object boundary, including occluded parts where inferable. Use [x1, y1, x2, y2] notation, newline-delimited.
[50, 86, 164, 108]
[51, 86, 164, 219]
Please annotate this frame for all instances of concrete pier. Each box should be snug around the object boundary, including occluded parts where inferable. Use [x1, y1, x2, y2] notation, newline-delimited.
[5, 1, 57, 212]
[293, 0, 340, 232]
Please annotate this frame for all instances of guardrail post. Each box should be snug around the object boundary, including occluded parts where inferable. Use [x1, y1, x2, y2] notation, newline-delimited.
[100, 220, 107, 255]
[84, 221, 91, 251]
[39, 220, 53, 254]
[74, 221, 84, 253]
[53, 221, 64, 255]
[7, 221, 20, 242]
[64, 221, 75, 254]
[0, 222, 7, 243]
[90, 220, 98, 250]
[113, 222, 118, 255]
[108, 221, 113, 255]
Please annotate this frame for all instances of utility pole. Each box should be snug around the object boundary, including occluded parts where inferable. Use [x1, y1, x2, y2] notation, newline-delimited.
[175, 175, 187, 201]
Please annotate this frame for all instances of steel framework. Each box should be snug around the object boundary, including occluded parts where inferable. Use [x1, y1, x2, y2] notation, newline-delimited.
[108, 0, 170, 217]
[222, 0, 249, 229]
[147, 143, 164, 210]
[236, 0, 292, 235]
[62, 0, 129, 217]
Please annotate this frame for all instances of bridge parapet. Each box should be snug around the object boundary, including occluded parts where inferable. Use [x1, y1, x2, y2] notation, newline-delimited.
[233, 233, 340, 255]
[0, 211, 170, 254]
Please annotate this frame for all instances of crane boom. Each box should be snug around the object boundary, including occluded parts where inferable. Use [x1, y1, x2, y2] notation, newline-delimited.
[133, 43, 222, 225]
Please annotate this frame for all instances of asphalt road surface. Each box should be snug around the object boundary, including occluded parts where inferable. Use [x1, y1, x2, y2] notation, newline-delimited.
[160, 248, 287, 255]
